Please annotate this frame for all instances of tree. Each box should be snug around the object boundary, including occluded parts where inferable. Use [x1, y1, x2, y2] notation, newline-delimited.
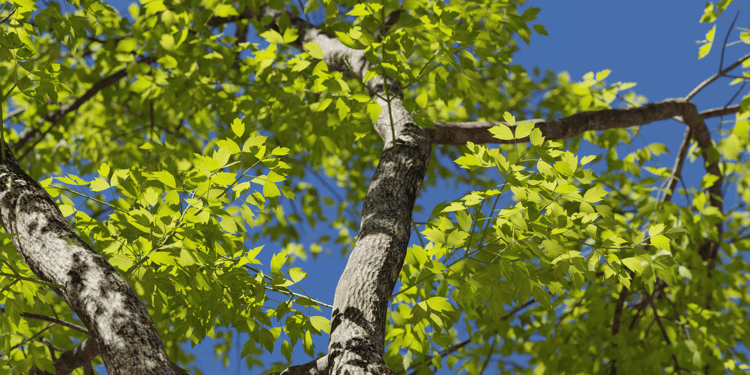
[0, 0, 748, 373]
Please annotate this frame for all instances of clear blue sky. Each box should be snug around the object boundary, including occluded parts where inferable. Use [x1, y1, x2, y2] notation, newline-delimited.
[65, 0, 749, 373]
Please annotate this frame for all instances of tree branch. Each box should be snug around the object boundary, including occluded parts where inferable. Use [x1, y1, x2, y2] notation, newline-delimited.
[266, 355, 329, 375]
[699, 103, 739, 119]
[401, 299, 535, 375]
[14, 56, 153, 157]
[29, 337, 99, 375]
[686, 52, 750, 100]
[0, 7, 17, 24]
[0, 307, 90, 335]
[430, 98, 707, 145]
[0, 142, 177, 374]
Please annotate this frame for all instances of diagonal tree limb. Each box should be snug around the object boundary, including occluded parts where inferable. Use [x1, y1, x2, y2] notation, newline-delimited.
[429, 98, 719, 146]
[0, 142, 180, 374]
[699, 103, 739, 119]
[430, 98, 723, 250]
[661, 127, 693, 203]
[0, 307, 90, 335]
[13, 56, 153, 157]
[686, 52, 750, 99]
[0, 7, 17, 24]
[29, 337, 99, 375]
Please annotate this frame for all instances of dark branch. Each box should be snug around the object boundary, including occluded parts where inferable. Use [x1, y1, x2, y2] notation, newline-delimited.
[686, 52, 750, 100]
[0, 8, 17, 24]
[14, 56, 154, 157]
[430, 98, 732, 147]
[0, 307, 90, 335]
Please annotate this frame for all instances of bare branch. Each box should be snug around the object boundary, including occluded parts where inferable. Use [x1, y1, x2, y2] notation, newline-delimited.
[608, 284, 630, 375]
[662, 128, 693, 203]
[431, 98, 694, 145]
[2, 106, 26, 122]
[0, 7, 17, 24]
[686, 52, 750, 100]
[375, 9, 404, 41]
[477, 335, 497, 375]
[0, 307, 90, 335]
[699, 103, 740, 119]
[14, 56, 153, 157]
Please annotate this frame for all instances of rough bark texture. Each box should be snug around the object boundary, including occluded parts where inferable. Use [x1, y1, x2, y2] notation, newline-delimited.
[0, 144, 175, 375]
[5, 4, 730, 374]
[430, 98, 703, 145]
[253, 7, 433, 374]
[327, 106, 430, 375]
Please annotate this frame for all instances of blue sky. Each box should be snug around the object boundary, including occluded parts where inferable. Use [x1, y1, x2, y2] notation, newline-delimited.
[28, 0, 750, 373]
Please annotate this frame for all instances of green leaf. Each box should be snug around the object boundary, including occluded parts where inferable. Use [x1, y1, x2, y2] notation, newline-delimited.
[281, 340, 292, 361]
[530, 128, 545, 146]
[516, 278, 531, 304]
[310, 316, 331, 334]
[648, 224, 666, 238]
[347, 4, 375, 16]
[455, 210, 472, 232]
[489, 124, 514, 140]
[270, 251, 288, 274]
[650, 234, 671, 251]
[283, 28, 298, 43]
[213, 4, 239, 17]
[621, 257, 646, 273]
[515, 121, 534, 139]
[261, 30, 285, 44]
[90, 177, 110, 192]
[582, 185, 607, 203]
[425, 296, 453, 312]
[304, 41, 324, 59]
[367, 101, 381, 123]
[555, 184, 578, 194]
[180, 249, 199, 266]
[701, 173, 720, 188]
[288, 268, 307, 283]
[231, 118, 245, 137]
[150, 171, 176, 188]
[159, 34, 175, 51]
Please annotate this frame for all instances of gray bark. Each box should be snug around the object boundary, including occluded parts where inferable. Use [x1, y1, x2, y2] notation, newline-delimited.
[0, 144, 175, 374]
[3, 4, 729, 374]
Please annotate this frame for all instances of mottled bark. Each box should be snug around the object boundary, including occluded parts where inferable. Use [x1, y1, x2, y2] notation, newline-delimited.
[255, 7, 432, 375]
[0, 144, 176, 375]
[267, 355, 328, 375]
[327, 104, 430, 375]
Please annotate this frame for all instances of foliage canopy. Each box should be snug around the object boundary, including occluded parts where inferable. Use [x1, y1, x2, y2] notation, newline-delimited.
[0, 0, 749, 374]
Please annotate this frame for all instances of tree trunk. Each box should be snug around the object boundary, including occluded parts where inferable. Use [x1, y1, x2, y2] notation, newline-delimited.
[0, 144, 175, 375]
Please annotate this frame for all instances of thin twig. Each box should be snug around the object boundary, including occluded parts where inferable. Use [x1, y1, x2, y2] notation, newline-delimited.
[0, 7, 17, 24]
[0, 307, 90, 335]
[686, 53, 750, 100]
